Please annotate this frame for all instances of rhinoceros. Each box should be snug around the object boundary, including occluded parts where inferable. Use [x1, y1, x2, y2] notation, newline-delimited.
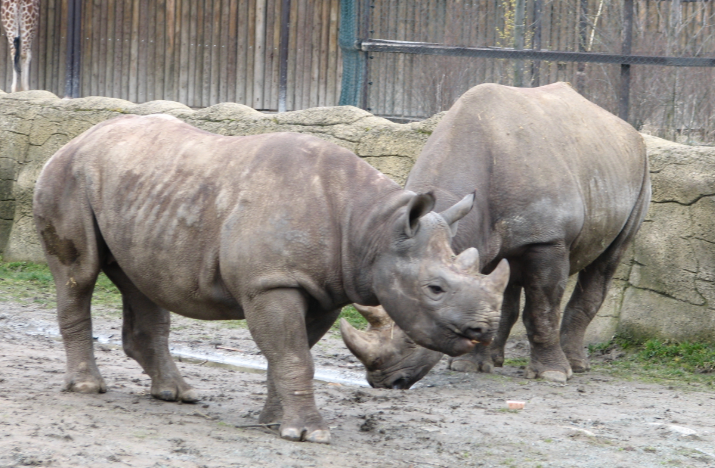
[341, 82, 651, 387]
[33, 114, 510, 443]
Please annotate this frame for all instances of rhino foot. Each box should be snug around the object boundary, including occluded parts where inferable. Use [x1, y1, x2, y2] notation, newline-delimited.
[62, 371, 107, 394]
[449, 357, 493, 373]
[569, 358, 590, 374]
[524, 367, 572, 383]
[281, 427, 331, 444]
[151, 382, 199, 403]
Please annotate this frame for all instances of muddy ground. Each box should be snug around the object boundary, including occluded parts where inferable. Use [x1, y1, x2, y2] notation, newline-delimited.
[0, 299, 714, 468]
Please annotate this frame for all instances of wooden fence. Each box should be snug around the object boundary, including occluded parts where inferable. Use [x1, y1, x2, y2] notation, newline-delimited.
[0, 0, 343, 111]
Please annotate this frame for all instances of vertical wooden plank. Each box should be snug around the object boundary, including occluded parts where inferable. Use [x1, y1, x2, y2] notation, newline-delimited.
[111, 0, 121, 98]
[326, 0, 339, 106]
[128, 0, 139, 102]
[202, 0, 213, 107]
[187, 0, 197, 107]
[145, 0, 156, 101]
[211, 0, 223, 105]
[219, 0, 231, 103]
[178, 0, 189, 105]
[90, 0, 101, 96]
[80, 0, 91, 96]
[308, 0, 321, 107]
[105, 0, 116, 98]
[297, 0, 311, 109]
[137, 0, 148, 102]
[154, 0, 165, 101]
[254, 0, 266, 109]
[193, 0, 205, 107]
[226, 0, 238, 103]
[97, 0, 108, 96]
[286, 0, 299, 110]
[235, 0, 248, 104]
[57, 0, 68, 95]
[267, 0, 280, 109]
[164, 0, 175, 101]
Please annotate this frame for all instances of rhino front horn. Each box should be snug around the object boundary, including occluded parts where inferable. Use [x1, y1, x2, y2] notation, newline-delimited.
[454, 247, 481, 275]
[339, 318, 379, 367]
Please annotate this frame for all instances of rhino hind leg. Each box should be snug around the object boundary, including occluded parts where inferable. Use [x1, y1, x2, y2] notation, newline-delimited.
[34, 207, 108, 395]
[102, 262, 198, 403]
[449, 283, 521, 373]
[246, 289, 331, 444]
[560, 211, 646, 373]
[520, 243, 573, 383]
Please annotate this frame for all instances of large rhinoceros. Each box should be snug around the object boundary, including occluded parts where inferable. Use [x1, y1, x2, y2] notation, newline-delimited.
[33, 114, 510, 443]
[341, 82, 651, 387]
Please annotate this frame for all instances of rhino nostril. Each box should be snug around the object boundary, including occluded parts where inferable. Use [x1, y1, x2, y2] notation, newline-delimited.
[463, 326, 486, 341]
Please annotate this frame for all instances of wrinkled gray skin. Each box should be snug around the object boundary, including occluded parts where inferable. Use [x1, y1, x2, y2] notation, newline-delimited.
[33, 115, 511, 443]
[342, 82, 651, 386]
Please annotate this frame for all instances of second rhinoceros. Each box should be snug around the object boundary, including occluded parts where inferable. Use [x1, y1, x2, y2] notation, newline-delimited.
[33, 114, 510, 443]
[341, 82, 651, 388]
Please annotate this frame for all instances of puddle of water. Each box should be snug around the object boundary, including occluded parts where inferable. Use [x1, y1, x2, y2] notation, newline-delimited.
[13, 319, 368, 387]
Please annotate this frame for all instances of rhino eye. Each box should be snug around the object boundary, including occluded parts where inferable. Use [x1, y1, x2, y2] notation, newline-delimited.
[428, 285, 445, 295]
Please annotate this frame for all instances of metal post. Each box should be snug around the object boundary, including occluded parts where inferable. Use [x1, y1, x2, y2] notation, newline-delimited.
[619, 0, 634, 122]
[278, 0, 291, 112]
[64, 0, 82, 98]
[361, 0, 372, 110]
[513, 0, 526, 87]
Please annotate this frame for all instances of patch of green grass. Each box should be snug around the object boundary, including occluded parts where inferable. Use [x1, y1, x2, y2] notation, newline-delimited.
[333, 304, 368, 331]
[504, 357, 528, 367]
[589, 336, 715, 386]
[0, 257, 122, 313]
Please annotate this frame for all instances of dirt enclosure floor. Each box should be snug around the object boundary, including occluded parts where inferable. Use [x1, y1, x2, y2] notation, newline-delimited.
[0, 300, 714, 468]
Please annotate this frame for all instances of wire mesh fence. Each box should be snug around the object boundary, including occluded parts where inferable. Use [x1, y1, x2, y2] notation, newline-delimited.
[350, 0, 715, 143]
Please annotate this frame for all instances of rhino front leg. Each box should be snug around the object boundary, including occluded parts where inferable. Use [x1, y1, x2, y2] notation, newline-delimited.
[521, 243, 573, 383]
[246, 289, 330, 444]
[260, 309, 341, 427]
[103, 264, 198, 402]
[449, 283, 521, 373]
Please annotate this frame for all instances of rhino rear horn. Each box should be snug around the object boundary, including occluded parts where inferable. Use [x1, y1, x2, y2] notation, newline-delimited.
[405, 192, 436, 237]
[439, 191, 476, 236]
[340, 318, 380, 367]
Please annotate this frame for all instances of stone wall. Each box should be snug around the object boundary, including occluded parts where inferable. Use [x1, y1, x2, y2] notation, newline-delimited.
[0, 90, 713, 343]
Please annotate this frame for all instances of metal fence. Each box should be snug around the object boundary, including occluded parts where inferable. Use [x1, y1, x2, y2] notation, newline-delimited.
[340, 0, 715, 142]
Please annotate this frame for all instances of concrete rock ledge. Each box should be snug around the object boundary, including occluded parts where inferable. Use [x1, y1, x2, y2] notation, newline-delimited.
[1, 91, 713, 343]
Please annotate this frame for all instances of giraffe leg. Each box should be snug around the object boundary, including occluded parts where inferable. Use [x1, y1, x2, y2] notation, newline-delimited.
[20, 46, 30, 91]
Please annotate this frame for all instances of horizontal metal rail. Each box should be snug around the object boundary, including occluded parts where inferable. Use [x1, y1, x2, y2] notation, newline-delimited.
[360, 39, 715, 67]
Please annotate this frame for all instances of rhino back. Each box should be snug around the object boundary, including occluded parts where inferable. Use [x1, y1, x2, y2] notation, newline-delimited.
[407, 82, 648, 272]
[38, 115, 400, 317]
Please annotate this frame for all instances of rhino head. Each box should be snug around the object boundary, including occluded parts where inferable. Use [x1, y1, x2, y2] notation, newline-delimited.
[340, 304, 444, 389]
[361, 192, 510, 360]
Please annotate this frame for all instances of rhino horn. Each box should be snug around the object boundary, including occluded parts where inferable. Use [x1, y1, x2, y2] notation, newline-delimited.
[340, 318, 380, 367]
[353, 304, 393, 330]
[454, 247, 481, 275]
[485, 258, 510, 292]
[405, 192, 436, 237]
[439, 191, 476, 236]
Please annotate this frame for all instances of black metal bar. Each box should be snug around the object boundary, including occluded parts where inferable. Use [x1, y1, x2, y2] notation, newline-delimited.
[360, 39, 715, 67]
[278, 0, 291, 112]
[620, 0, 634, 121]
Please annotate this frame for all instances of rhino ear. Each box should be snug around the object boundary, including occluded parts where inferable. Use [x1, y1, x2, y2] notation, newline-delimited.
[439, 191, 476, 237]
[405, 192, 436, 237]
[340, 318, 380, 367]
